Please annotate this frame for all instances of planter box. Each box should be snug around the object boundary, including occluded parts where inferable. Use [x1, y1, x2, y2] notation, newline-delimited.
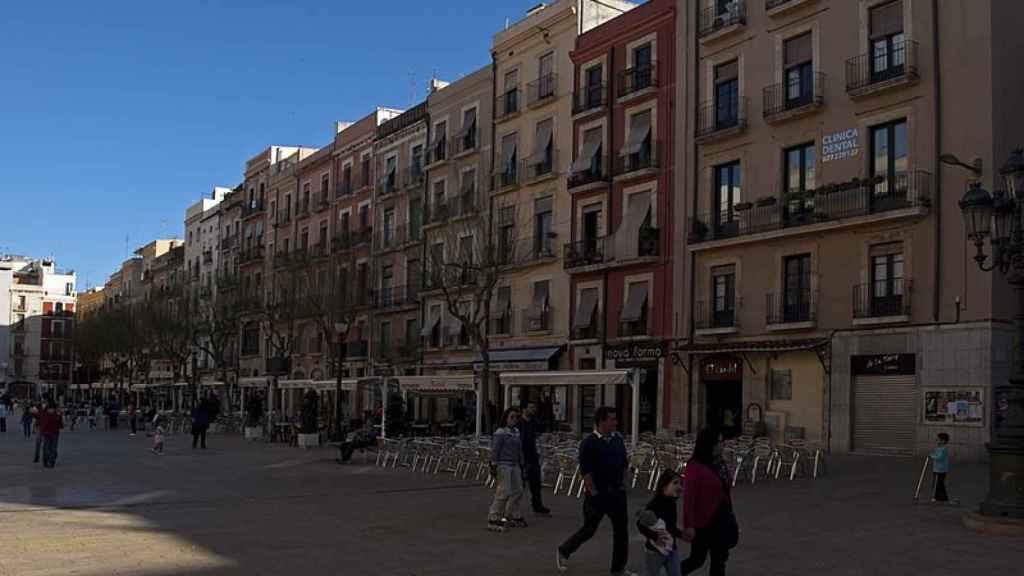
[297, 433, 320, 449]
[244, 426, 262, 440]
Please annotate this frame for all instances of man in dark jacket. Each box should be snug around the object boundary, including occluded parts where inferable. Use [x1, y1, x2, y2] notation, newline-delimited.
[191, 402, 209, 449]
[517, 402, 550, 515]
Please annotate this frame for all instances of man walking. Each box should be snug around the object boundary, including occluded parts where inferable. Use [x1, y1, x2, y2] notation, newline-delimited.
[557, 406, 634, 576]
[38, 405, 63, 468]
[0, 399, 9, 433]
[191, 400, 210, 449]
[518, 402, 550, 516]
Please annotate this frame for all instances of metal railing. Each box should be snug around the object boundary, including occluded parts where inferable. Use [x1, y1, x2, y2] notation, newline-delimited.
[527, 73, 558, 106]
[689, 171, 932, 243]
[499, 236, 559, 267]
[239, 245, 265, 264]
[614, 140, 659, 176]
[853, 279, 911, 319]
[618, 63, 658, 98]
[219, 235, 236, 250]
[377, 223, 420, 251]
[568, 155, 609, 189]
[493, 165, 520, 190]
[696, 97, 749, 139]
[377, 174, 399, 196]
[521, 307, 553, 333]
[564, 237, 609, 269]
[496, 88, 520, 121]
[572, 315, 603, 341]
[766, 290, 817, 325]
[573, 84, 606, 114]
[376, 284, 419, 309]
[337, 180, 354, 198]
[403, 165, 426, 189]
[490, 311, 513, 336]
[276, 209, 291, 226]
[347, 341, 369, 358]
[428, 137, 447, 165]
[618, 316, 649, 338]
[309, 241, 329, 259]
[694, 300, 739, 330]
[698, 0, 746, 38]
[846, 40, 919, 95]
[451, 129, 478, 156]
[522, 149, 558, 183]
[243, 200, 265, 218]
[763, 72, 825, 120]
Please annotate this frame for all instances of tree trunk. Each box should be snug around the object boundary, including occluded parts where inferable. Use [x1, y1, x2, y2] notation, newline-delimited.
[479, 347, 491, 435]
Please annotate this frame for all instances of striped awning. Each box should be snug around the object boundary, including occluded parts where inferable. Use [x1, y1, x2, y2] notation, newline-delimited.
[395, 374, 475, 393]
[500, 369, 631, 387]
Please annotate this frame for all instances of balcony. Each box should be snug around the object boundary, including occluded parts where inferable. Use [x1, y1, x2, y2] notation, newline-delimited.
[313, 191, 331, 212]
[377, 174, 399, 197]
[495, 87, 521, 122]
[490, 311, 514, 336]
[376, 284, 419, 309]
[217, 271, 239, 290]
[219, 235, 236, 251]
[333, 227, 374, 252]
[572, 315, 604, 341]
[766, 290, 817, 328]
[272, 251, 294, 269]
[451, 129, 478, 157]
[377, 223, 420, 252]
[694, 300, 739, 333]
[43, 308, 74, 318]
[853, 279, 912, 323]
[614, 140, 660, 179]
[240, 295, 264, 314]
[238, 244, 264, 265]
[337, 180, 354, 198]
[309, 241, 329, 259]
[763, 72, 825, 124]
[521, 307, 553, 333]
[617, 63, 658, 100]
[346, 340, 369, 358]
[296, 200, 310, 218]
[202, 250, 213, 264]
[275, 209, 291, 227]
[403, 165, 426, 189]
[573, 84, 606, 116]
[563, 227, 659, 271]
[492, 165, 520, 192]
[522, 149, 559, 184]
[689, 171, 932, 245]
[698, 0, 746, 41]
[498, 237, 559, 268]
[846, 40, 919, 99]
[526, 74, 558, 108]
[564, 237, 608, 270]
[618, 316, 649, 339]
[695, 97, 748, 142]
[427, 137, 447, 166]
[243, 200, 265, 218]
[568, 155, 609, 190]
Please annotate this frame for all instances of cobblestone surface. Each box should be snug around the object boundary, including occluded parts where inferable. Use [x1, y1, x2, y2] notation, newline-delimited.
[0, 428, 1019, 575]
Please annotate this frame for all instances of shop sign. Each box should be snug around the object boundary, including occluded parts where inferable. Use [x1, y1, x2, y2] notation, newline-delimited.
[851, 353, 916, 376]
[822, 128, 859, 162]
[604, 341, 666, 367]
[700, 355, 742, 381]
[474, 360, 549, 372]
[923, 388, 984, 427]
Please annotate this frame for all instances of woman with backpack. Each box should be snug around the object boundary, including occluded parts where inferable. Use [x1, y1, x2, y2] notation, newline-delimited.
[679, 428, 739, 576]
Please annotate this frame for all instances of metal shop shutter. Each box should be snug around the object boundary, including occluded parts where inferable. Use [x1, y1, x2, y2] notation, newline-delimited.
[853, 375, 916, 456]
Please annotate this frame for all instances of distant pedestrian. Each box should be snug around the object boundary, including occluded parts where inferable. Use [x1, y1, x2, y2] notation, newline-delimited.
[0, 401, 8, 433]
[487, 407, 526, 532]
[38, 405, 63, 468]
[152, 424, 165, 455]
[31, 404, 44, 463]
[88, 404, 97, 429]
[931, 432, 950, 502]
[557, 407, 634, 576]
[191, 402, 210, 449]
[128, 403, 138, 436]
[637, 471, 683, 576]
[679, 428, 738, 576]
[517, 402, 550, 516]
[21, 403, 34, 438]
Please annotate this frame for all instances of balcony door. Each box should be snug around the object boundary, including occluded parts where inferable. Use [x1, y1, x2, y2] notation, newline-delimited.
[714, 161, 741, 237]
[870, 1, 906, 81]
[783, 254, 811, 323]
[784, 143, 816, 226]
[871, 249, 904, 316]
[582, 208, 601, 259]
[871, 118, 908, 206]
[586, 64, 603, 108]
[633, 43, 653, 91]
[712, 265, 736, 328]
[714, 61, 739, 130]
[784, 33, 813, 108]
[533, 196, 553, 258]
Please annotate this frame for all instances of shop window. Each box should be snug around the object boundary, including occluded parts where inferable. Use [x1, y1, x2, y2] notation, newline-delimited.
[770, 368, 793, 400]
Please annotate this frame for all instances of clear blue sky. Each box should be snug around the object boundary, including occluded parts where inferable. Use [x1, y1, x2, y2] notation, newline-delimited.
[0, 0, 540, 289]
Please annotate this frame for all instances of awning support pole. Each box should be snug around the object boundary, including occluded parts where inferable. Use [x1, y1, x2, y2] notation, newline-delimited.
[631, 368, 640, 449]
[475, 382, 483, 438]
[380, 382, 387, 440]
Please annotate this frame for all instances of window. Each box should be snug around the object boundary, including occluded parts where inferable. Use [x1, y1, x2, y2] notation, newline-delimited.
[381, 264, 393, 302]
[784, 143, 816, 223]
[407, 259, 421, 296]
[340, 211, 350, 237]
[460, 107, 478, 150]
[711, 265, 736, 328]
[582, 205, 602, 256]
[342, 164, 352, 194]
[870, 1, 906, 79]
[53, 320, 64, 338]
[409, 198, 423, 240]
[622, 109, 653, 170]
[502, 69, 519, 115]
[871, 245, 905, 316]
[429, 123, 443, 164]
[538, 52, 555, 99]
[429, 304, 443, 348]
[379, 321, 392, 351]
[359, 205, 369, 229]
[321, 174, 330, 195]
[585, 64, 603, 108]
[532, 119, 554, 176]
[361, 155, 371, 187]
[384, 156, 397, 192]
[461, 168, 477, 199]
[714, 61, 739, 129]
[574, 126, 603, 177]
[620, 281, 650, 336]
[412, 143, 425, 175]
[631, 43, 654, 91]
[784, 33, 813, 106]
[404, 318, 418, 350]
[573, 287, 600, 339]
[383, 208, 395, 247]
[528, 280, 551, 331]
[871, 119, 908, 199]
[714, 161, 742, 233]
[770, 369, 793, 400]
[783, 254, 812, 323]
[494, 286, 512, 334]
[499, 133, 518, 186]
[534, 196, 553, 257]
[302, 184, 311, 212]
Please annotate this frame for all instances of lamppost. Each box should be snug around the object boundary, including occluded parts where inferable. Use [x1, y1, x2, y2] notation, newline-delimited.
[953, 148, 1024, 521]
[333, 321, 348, 438]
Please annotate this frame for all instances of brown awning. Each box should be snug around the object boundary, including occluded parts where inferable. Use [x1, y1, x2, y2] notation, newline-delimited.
[676, 338, 828, 354]
[572, 128, 603, 173]
[572, 288, 599, 330]
[620, 282, 649, 323]
[621, 111, 651, 156]
[870, 1, 903, 38]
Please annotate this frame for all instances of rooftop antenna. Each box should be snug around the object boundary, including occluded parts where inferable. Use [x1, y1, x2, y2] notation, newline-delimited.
[408, 70, 416, 107]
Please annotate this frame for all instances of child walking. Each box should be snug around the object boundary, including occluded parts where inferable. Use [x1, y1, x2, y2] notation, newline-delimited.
[636, 470, 684, 576]
[152, 424, 165, 455]
[930, 432, 950, 502]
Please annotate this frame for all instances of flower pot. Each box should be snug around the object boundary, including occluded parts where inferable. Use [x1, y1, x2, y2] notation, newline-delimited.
[755, 197, 777, 207]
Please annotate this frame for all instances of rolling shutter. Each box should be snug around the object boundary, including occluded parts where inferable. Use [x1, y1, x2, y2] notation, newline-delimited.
[853, 374, 916, 455]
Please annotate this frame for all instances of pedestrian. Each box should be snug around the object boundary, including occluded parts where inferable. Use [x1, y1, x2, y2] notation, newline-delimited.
[191, 401, 209, 449]
[517, 402, 550, 516]
[0, 400, 8, 433]
[637, 471, 684, 576]
[557, 406, 634, 576]
[930, 432, 951, 502]
[88, 404, 97, 430]
[38, 405, 63, 468]
[152, 423, 165, 455]
[487, 407, 527, 532]
[679, 428, 739, 576]
[128, 402, 138, 436]
[21, 403, 34, 438]
[32, 403, 44, 463]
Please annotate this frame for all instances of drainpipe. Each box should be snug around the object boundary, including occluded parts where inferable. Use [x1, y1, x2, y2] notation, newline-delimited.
[931, 0, 943, 322]
[687, 0, 700, 433]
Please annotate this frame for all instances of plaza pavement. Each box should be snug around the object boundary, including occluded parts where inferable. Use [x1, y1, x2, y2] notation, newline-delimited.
[0, 426, 1019, 576]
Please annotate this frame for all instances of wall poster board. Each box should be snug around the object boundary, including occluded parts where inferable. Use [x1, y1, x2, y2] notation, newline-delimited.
[923, 388, 984, 427]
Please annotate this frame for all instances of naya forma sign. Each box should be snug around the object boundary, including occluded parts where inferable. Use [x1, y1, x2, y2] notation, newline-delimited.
[822, 128, 860, 163]
[604, 341, 666, 367]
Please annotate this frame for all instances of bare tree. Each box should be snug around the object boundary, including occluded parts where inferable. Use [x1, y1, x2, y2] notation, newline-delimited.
[191, 282, 244, 412]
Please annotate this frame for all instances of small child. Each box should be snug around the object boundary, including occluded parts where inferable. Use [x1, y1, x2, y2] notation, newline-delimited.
[152, 425, 165, 455]
[636, 470, 683, 576]
[930, 432, 950, 502]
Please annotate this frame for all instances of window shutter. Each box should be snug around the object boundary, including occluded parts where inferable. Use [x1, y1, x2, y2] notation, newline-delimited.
[784, 33, 813, 67]
[870, 1, 904, 38]
[715, 60, 738, 82]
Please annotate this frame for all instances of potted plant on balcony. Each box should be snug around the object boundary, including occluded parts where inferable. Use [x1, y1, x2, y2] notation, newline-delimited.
[297, 389, 320, 448]
[733, 201, 754, 212]
[755, 196, 777, 207]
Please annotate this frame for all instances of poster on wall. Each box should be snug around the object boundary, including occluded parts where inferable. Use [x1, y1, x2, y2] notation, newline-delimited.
[923, 388, 984, 426]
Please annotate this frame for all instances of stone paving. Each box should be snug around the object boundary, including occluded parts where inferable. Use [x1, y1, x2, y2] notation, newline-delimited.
[0, 427, 1020, 576]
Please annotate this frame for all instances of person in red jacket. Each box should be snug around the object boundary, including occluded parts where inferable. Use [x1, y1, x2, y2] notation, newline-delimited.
[679, 428, 735, 576]
[38, 405, 64, 468]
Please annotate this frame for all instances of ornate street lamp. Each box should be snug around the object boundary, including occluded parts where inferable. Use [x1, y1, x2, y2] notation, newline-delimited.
[956, 148, 1024, 521]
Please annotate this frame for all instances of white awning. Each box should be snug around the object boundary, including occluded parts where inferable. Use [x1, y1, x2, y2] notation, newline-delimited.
[533, 121, 553, 157]
[499, 369, 632, 387]
[571, 130, 602, 173]
[238, 377, 269, 388]
[278, 379, 314, 390]
[312, 379, 355, 392]
[396, 374, 476, 393]
[621, 111, 652, 156]
[199, 381, 226, 388]
[421, 305, 441, 337]
[615, 191, 651, 259]
[572, 288, 599, 330]
[621, 282, 649, 323]
[171, 382, 190, 388]
[500, 140, 517, 171]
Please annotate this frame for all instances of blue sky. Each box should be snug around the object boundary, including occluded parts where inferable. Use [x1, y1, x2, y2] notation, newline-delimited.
[0, 0, 540, 288]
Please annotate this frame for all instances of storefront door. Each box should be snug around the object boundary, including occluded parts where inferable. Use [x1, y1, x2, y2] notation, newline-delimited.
[701, 355, 743, 438]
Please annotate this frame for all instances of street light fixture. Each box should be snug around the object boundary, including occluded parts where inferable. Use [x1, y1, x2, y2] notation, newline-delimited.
[955, 148, 1024, 522]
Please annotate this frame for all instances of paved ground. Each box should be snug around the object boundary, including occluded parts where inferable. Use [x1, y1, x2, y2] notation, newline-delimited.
[0, 427, 1019, 576]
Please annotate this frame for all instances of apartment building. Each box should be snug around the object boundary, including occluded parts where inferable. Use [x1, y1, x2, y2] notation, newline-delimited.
[488, 0, 636, 433]
[563, 0, 677, 434]
[2, 257, 76, 398]
[75, 287, 105, 318]
[217, 187, 244, 298]
[135, 239, 184, 302]
[143, 244, 186, 385]
[677, 0, 1024, 458]
[371, 103, 429, 379]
